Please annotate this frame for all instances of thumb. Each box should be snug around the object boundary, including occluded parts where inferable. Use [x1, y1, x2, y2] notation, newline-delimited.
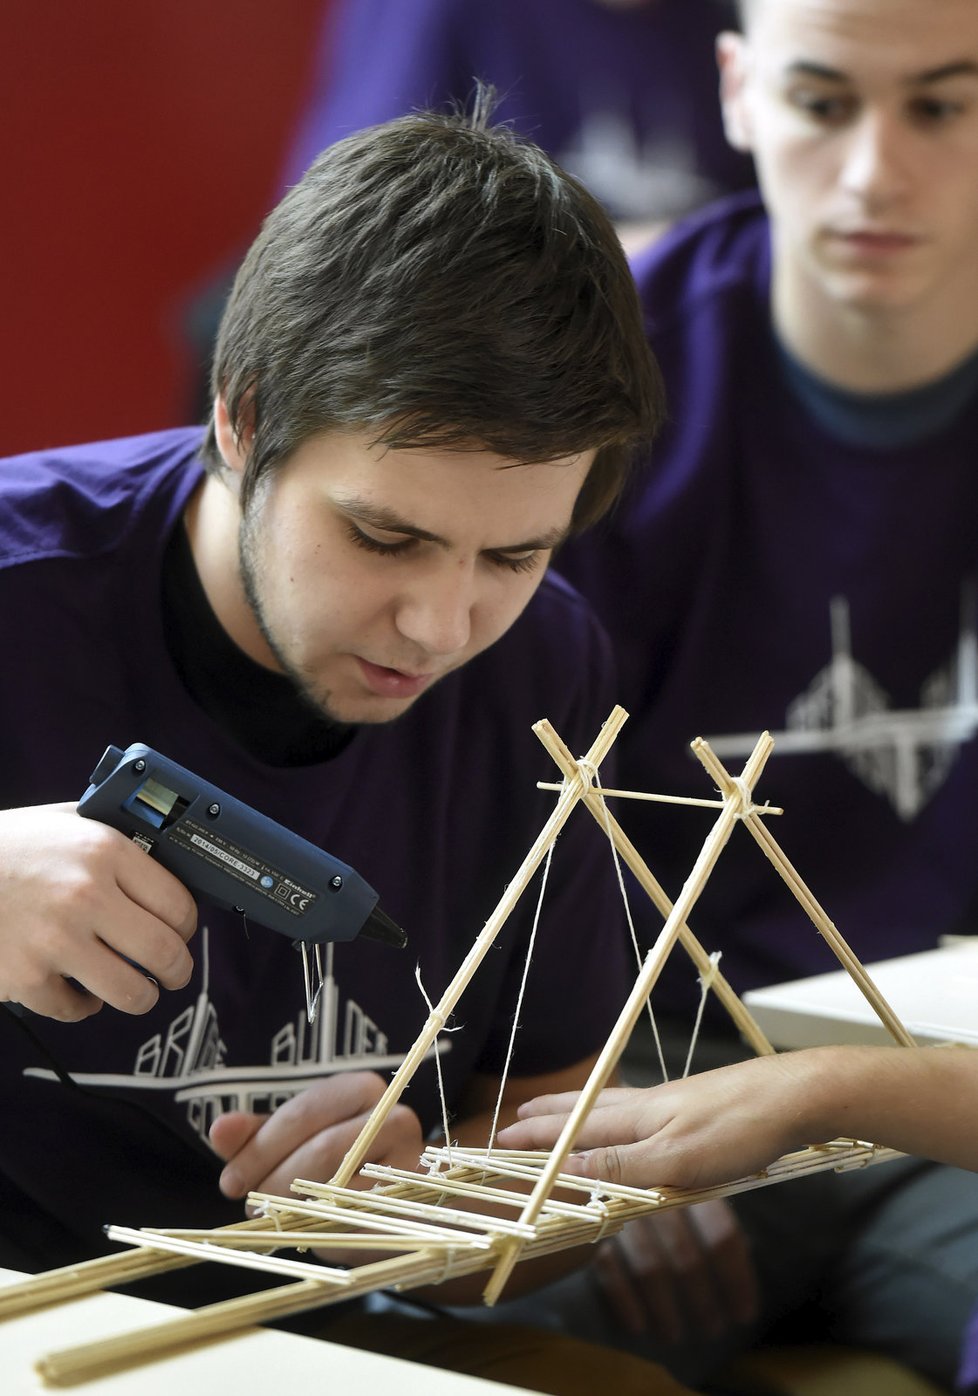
[562, 1145, 631, 1187]
[208, 1110, 267, 1162]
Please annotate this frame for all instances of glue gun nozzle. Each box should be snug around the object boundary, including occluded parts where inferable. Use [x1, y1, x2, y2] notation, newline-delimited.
[361, 903, 408, 949]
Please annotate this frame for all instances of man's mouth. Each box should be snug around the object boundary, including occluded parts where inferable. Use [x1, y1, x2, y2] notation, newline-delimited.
[827, 227, 918, 256]
[355, 657, 436, 700]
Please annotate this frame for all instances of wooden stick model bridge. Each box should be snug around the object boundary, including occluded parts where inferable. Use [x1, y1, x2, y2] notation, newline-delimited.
[1, 707, 919, 1385]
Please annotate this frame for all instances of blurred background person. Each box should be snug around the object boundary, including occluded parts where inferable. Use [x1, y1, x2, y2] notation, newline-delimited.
[284, 0, 755, 254]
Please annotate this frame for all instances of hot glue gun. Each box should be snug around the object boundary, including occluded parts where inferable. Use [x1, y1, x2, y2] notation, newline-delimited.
[78, 743, 406, 1021]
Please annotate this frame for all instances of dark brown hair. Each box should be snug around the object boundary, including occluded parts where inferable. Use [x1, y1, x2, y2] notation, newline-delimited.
[204, 87, 664, 531]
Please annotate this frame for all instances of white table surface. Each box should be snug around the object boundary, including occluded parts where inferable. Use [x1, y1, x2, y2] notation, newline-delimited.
[742, 938, 978, 1049]
[1, 1266, 535, 1395]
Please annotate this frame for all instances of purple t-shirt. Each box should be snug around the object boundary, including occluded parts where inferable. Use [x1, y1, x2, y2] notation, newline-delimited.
[960, 1309, 978, 1391]
[284, 0, 755, 222]
[0, 430, 629, 1291]
[560, 192, 978, 1018]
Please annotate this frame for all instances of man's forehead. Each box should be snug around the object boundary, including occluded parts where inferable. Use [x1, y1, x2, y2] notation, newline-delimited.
[741, 0, 978, 33]
[742, 0, 978, 74]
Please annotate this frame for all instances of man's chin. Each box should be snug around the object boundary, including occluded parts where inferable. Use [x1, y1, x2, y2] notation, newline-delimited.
[307, 685, 432, 727]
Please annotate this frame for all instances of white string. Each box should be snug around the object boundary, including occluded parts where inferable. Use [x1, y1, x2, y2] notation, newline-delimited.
[414, 964, 461, 1166]
[590, 775, 670, 1084]
[485, 837, 558, 1157]
[427, 1244, 460, 1286]
[588, 1189, 616, 1241]
[682, 951, 722, 1078]
[731, 776, 756, 819]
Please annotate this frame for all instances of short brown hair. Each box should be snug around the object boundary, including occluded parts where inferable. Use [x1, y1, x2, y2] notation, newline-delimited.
[204, 87, 664, 531]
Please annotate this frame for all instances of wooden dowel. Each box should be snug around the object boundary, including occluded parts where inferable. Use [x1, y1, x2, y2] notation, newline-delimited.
[692, 738, 916, 1050]
[482, 732, 774, 1305]
[0, 1215, 303, 1321]
[329, 706, 629, 1189]
[103, 1227, 352, 1283]
[142, 1229, 489, 1250]
[277, 1183, 537, 1237]
[536, 782, 782, 815]
[533, 721, 776, 1058]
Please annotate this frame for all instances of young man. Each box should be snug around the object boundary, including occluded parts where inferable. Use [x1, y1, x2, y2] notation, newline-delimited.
[0, 99, 677, 1393]
[552, 0, 978, 1388]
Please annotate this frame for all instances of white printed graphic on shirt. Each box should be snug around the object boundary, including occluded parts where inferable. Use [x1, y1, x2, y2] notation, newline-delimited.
[23, 934, 448, 1141]
[705, 591, 978, 821]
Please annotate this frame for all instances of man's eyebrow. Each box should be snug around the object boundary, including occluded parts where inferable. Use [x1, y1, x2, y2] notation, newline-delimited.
[785, 61, 848, 84]
[910, 61, 978, 86]
[785, 59, 978, 86]
[339, 498, 447, 545]
[336, 497, 570, 552]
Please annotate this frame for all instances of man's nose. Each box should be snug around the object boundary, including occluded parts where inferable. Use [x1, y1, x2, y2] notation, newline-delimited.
[394, 562, 474, 657]
[839, 109, 910, 206]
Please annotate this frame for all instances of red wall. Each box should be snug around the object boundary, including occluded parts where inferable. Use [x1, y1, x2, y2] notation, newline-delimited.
[1, 2, 329, 455]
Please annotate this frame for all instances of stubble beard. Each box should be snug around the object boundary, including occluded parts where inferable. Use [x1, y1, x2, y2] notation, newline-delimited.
[236, 510, 348, 725]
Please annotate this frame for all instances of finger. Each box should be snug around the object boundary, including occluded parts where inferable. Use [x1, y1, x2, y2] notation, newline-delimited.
[100, 894, 195, 992]
[649, 1207, 732, 1340]
[115, 845, 198, 942]
[565, 1129, 691, 1188]
[595, 1236, 652, 1337]
[209, 1111, 268, 1163]
[502, 1105, 665, 1175]
[225, 1113, 371, 1200]
[597, 1231, 684, 1342]
[515, 1086, 637, 1120]
[497, 1113, 571, 1150]
[51, 935, 162, 1016]
[58, 916, 193, 1013]
[11, 979, 104, 1023]
[214, 1077, 388, 1197]
[688, 1200, 759, 1327]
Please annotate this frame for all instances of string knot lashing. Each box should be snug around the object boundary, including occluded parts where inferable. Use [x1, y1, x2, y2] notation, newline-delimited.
[587, 1190, 616, 1241]
[415, 964, 457, 1166]
[575, 757, 600, 792]
[697, 950, 722, 992]
[433, 1245, 458, 1285]
[731, 776, 756, 819]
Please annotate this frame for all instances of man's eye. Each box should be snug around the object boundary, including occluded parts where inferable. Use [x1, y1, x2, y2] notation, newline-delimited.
[908, 95, 964, 127]
[347, 523, 414, 557]
[488, 551, 543, 575]
[789, 89, 855, 125]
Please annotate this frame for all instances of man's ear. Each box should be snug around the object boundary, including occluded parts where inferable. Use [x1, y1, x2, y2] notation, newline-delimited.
[213, 393, 253, 481]
[717, 31, 755, 153]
